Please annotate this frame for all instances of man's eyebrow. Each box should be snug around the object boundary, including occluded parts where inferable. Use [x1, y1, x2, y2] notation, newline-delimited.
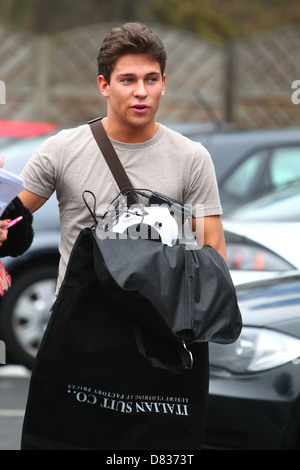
[116, 73, 135, 78]
[116, 72, 161, 78]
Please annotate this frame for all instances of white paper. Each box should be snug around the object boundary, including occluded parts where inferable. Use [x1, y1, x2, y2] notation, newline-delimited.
[0, 168, 25, 216]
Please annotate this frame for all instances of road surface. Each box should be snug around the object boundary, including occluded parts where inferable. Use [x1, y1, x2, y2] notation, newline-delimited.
[0, 366, 30, 450]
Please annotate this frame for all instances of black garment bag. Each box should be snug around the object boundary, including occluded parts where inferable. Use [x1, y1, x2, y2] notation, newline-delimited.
[21, 226, 241, 450]
[21, 228, 213, 450]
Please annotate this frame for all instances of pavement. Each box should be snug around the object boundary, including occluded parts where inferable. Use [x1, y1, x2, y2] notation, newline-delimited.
[0, 365, 31, 450]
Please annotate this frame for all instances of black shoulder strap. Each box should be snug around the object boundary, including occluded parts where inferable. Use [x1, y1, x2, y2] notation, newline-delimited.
[88, 117, 138, 206]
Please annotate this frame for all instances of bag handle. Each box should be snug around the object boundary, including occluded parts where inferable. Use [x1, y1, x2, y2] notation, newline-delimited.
[88, 117, 138, 207]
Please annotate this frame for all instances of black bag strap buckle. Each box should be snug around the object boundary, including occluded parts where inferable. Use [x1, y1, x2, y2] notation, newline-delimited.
[134, 322, 194, 374]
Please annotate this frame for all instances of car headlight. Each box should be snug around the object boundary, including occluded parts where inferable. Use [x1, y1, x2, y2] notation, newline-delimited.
[209, 327, 300, 373]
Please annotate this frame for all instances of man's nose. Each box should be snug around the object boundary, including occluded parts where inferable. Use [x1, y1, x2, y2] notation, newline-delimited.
[133, 80, 147, 97]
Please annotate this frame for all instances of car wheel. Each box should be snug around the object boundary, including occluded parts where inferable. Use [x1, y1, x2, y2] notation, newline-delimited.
[0, 264, 58, 369]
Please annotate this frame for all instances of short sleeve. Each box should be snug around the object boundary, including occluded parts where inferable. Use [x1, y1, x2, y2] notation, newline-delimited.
[20, 134, 59, 199]
[184, 144, 222, 218]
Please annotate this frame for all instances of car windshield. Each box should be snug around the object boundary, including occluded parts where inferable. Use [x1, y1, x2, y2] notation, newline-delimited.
[0, 134, 60, 231]
[227, 183, 300, 221]
[0, 135, 52, 174]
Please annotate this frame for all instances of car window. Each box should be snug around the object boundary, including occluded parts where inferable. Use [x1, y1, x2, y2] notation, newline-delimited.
[0, 136, 60, 230]
[0, 137, 19, 148]
[222, 150, 267, 198]
[270, 146, 300, 187]
[228, 184, 300, 220]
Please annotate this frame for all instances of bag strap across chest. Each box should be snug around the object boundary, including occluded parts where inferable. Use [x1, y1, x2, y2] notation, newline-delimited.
[88, 117, 138, 206]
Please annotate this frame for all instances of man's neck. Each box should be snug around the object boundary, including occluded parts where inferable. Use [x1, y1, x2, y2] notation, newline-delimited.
[102, 117, 159, 143]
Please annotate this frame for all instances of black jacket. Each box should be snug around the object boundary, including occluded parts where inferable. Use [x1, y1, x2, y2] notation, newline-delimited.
[0, 197, 34, 258]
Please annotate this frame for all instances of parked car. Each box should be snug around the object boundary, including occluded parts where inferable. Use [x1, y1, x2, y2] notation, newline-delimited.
[190, 127, 300, 212]
[223, 182, 300, 285]
[204, 272, 300, 450]
[0, 134, 60, 368]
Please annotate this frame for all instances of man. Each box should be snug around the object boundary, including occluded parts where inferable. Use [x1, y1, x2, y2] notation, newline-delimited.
[19, 22, 225, 294]
[20, 22, 229, 451]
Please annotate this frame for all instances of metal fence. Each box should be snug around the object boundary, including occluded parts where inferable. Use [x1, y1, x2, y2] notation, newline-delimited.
[1, 21, 299, 129]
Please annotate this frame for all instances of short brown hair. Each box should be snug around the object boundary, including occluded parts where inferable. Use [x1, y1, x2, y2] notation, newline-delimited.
[97, 22, 167, 83]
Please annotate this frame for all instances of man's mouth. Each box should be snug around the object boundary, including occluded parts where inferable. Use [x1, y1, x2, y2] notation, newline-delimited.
[131, 105, 149, 113]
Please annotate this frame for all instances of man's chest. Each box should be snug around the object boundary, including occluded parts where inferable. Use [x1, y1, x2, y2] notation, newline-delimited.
[57, 151, 186, 215]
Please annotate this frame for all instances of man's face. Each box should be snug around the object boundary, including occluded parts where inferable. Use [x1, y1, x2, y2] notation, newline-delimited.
[98, 53, 166, 134]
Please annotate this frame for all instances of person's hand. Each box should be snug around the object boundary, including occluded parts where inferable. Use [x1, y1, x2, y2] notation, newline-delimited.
[0, 220, 10, 247]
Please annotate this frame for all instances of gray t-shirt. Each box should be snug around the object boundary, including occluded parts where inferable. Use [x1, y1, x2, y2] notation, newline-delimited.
[21, 122, 222, 290]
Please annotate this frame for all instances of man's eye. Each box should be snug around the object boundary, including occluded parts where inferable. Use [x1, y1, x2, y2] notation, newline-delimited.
[121, 78, 132, 83]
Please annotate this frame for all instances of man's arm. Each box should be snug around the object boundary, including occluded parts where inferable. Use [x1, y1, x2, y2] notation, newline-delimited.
[191, 215, 227, 262]
[18, 189, 48, 213]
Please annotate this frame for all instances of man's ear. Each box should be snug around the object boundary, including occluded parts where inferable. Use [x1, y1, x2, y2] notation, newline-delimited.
[97, 75, 109, 98]
[161, 74, 166, 97]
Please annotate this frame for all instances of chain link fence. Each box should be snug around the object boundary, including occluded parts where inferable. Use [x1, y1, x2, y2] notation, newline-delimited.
[1, 22, 299, 128]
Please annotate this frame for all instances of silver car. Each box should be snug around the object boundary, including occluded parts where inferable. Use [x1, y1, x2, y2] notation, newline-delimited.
[223, 182, 300, 285]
